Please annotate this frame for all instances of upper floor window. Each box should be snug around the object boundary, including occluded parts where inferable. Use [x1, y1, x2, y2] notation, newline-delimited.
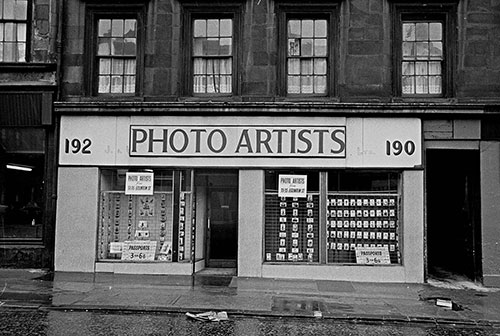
[97, 18, 137, 94]
[182, 4, 241, 97]
[401, 21, 443, 95]
[0, 0, 29, 62]
[85, 4, 145, 96]
[277, 4, 337, 97]
[193, 18, 233, 94]
[392, 3, 456, 98]
[287, 18, 327, 95]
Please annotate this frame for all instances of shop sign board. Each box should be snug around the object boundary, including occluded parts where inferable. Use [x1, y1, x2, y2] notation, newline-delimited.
[278, 174, 307, 198]
[121, 241, 157, 261]
[59, 116, 422, 168]
[355, 246, 391, 265]
[129, 125, 346, 158]
[125, 172, 154, 195]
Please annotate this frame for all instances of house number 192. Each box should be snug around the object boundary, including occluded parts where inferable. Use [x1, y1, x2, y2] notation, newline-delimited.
[386, 140, 415, 156]
[64, 138, 92, 154]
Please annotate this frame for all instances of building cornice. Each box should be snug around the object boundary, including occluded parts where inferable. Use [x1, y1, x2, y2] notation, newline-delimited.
[53, 101, 500, 117]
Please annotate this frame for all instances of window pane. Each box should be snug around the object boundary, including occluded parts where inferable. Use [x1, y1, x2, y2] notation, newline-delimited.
[14, 0, 27, 20]
[429, 42, 442, 57]
[99, 58, 111, 74]
[314, 75, 327, 94]
[207, 19, 218, 37]
[194, 20, 206, 37]
[17, 23, 26, 42]
[428, 61, 441, 75]
[288, 20, 301, 38]
[314, 58, 327, 75]
[403, 23, 415, 41]
[315, 20, 327, 38]
[0, 23, 3, 40]
[112, 59, 124, 75]
[111, 20, 124, 37]
[124, 76, 135, 93]
[193, 75, 205, 93]
[3, 0, 14, 19]
[402, 42, 415, 57]
[288, 38, 300, 56]
[193, 58, 206, 75]
[220, 19, 232, 36]
[193, 37, 204, 56]
[301, 39, 313, 57]
[5, 23, 14, 41]
[220, 75, 231, 93]
[99, 20, 111, 37]
[429, 22, 442, 40]
[112, 37, 124, 55]
[301, 75, 313, 94]
[99, 76, 110, 93]
[415, 76, 428, 94]
[16, 41, 24, 61]
[123, 38, 136, 56]
[416, 23, 428, 40]
[287, 76, 300, 94]
[301, 59, 313, 75]
[111, 76, 123, 93]
[314, 39, 327, 57]
[288, 58, 300, 75]
[302, 20, 313, 38]
[415, 62, 427, 75]
[416, 42, 429, 57]
[429, 76, 442, 94]
[3, 42, 13, 61]
[0, 44, 3, 61]
[205, 38, 219, 56]
[402, 62, 414, 75]
[124, 59, 136, 75]
[220, 58, 231, 75]
[98, 38, 111, 55]
[124, 20, 136, 38]
[219, 38, 232, 56]
[402, 76, 414, 94]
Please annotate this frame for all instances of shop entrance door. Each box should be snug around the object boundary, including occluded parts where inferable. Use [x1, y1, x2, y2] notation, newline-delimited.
[426, 149, 481, 281]
[206, 176, 238, 268]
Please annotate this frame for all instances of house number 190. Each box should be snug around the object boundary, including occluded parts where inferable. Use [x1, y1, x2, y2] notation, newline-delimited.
[386, 140, 415, 156]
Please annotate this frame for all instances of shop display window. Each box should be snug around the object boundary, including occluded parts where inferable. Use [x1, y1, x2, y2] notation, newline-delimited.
[264, 171, 320, 263]
[264, 170, 401, 265]
[98, 169, 194, 262]
[0, 128, 46, 240]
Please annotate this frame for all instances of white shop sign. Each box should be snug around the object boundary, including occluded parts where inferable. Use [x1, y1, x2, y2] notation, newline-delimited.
[278, 175, 307, 198]
[121, 241, 157, 261]
[59, 116, 421, 168]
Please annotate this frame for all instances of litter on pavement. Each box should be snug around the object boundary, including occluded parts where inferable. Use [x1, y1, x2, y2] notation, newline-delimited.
[186, 311, 229, 322]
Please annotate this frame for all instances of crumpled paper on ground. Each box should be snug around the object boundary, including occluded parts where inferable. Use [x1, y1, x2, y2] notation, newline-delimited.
[186, 311, 229, 322]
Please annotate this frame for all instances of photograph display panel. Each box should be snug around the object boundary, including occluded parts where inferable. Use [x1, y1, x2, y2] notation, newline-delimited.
[264, 193, 320, 263]
[326, 194, 400, 264]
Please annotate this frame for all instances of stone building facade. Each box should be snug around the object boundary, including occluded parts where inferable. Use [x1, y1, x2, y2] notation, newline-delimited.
[53, 0, 500, 285]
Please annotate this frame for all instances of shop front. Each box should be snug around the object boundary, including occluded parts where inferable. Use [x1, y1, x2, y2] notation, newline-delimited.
[54, 115, 424, 283]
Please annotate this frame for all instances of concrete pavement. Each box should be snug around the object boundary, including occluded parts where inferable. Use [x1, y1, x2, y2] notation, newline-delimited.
[0, 269, 499, 328]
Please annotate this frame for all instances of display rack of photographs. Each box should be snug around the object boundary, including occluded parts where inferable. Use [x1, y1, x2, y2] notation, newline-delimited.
[264, 193, 320, 263]
[177, 191, 193, 262]
[326, 193, 400, 264]
[98, 192, 174, 261]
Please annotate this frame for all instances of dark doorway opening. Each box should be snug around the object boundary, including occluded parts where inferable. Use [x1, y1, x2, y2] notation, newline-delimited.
[197, 171, 238, 269]
[426, 149, 482, 281]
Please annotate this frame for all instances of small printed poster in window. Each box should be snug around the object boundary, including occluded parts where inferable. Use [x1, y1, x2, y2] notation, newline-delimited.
[125, 172, 154, 195]
[355, 246, 390, 265]
[278, 175, 307, 198]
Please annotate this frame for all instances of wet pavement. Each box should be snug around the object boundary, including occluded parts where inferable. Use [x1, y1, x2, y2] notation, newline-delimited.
[0, 269, 500, 331]
[1, 309, 499, 336]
